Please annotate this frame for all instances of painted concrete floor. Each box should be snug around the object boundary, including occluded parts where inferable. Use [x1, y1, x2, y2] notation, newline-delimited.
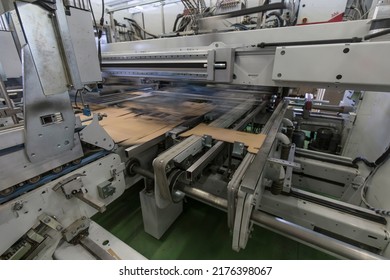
[93, 184, 335, 260]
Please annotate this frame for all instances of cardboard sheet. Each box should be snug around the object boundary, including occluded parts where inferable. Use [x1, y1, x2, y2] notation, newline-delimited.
[83, 101, 215, 146]
[180, 123, 266, 154]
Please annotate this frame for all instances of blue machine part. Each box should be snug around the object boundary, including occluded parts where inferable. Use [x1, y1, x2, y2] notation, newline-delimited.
[83, 105, 91, 116]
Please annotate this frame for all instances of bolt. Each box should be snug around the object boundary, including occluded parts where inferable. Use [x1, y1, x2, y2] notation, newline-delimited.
[56, 225, 63, 231]
[13, 202, 24, 211]
[44, 217, 51, 223]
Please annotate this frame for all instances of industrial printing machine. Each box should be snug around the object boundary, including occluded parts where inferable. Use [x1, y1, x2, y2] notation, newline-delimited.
[0, 0, 390, 259]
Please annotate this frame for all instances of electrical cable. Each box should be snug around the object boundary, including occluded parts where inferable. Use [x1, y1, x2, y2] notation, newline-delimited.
[87, 0, 103, 64]
[290, 0, 300, 26]
[360, 144, 390, 215]
[375, 144, 390, 166]
[181, 0, 196, 30]
[257, 26, 390, 48]
[124, 18, 143, 39]
[231, 23, 249, 30]
[177, 16, 191, 32]
[352, 157, 376, 168]
[74, 89, 81, 109]
[97, 0, 105, 65]
[267, 11, 283, 27]
[173, 14, 184, 32]
[124, 18, 158, 39]
[88, 0, 98, 36]
[171, 1, 216, 35]
[359, 0, 367, 15]
[126, 18, 143, 40]
[359, 3, 375, 19]
[352, 7, 362, 19]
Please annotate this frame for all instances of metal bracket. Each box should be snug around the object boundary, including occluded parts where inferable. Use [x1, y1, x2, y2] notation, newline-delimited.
[52, 173, 106, 212]
[38, 214, 63, 232]
[166, 126, 189, 139]
[232, 141, 246, 158]
[53, 173, 85, 199]
[79, 114, 115, 151]
[263, 145, 299, 194]
[202, 134, 213, 148]
[110, 162, 125, 180]
[63, 216, 90, 243]
[26, 230, 45, 243]
[97, 181, 116, 199]
[207, 47, 234, 83]
[283, 143, 297, 193]
[74, 193, 106, 213]
[346, 112, 357, 130]
[351, 175, 365, 190]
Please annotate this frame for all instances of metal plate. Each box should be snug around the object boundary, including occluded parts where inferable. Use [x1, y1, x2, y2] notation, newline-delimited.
[0, 31, 22, 79]
[273, 41, 390, 91]
[23, 45, 76, 162]
[79, 114, 115, 151]
[65, 7, 101, 84]
[16, 2, 68, 95]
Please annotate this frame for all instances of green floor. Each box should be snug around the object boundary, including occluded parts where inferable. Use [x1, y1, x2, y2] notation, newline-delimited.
[93, 184, 336, 260]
